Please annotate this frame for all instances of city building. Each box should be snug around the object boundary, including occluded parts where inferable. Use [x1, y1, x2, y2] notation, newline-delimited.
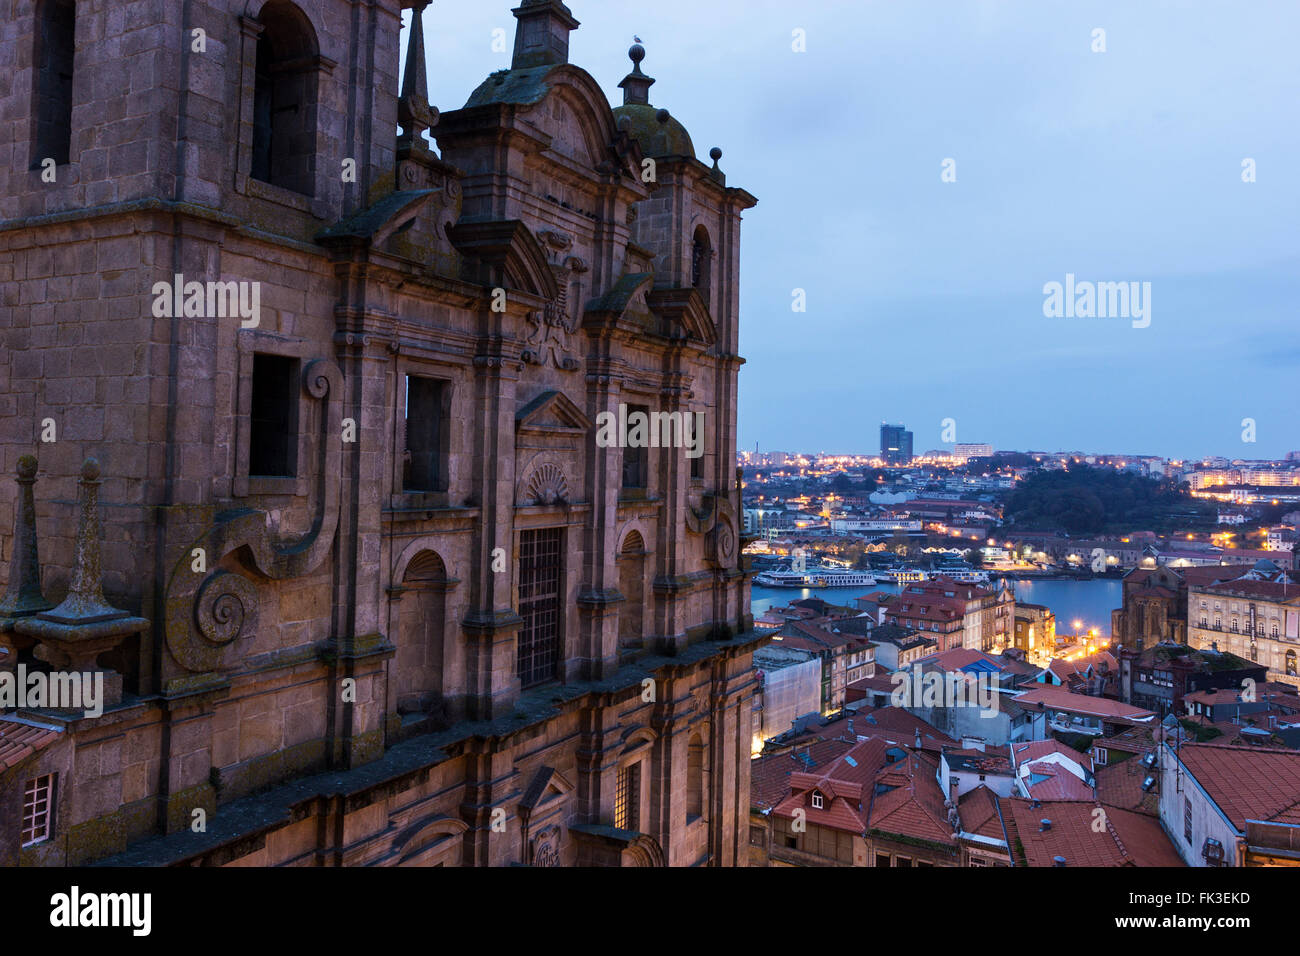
[759, 737, 1012, 867]
[1118, 642, 1266, 718]
[752, 646, 823, 752]
[1111, 563, 1257, 651]
[886, 576, 1014, 653]
[1159, 742, 1300, 866]
[1013, 603, 1056, 661]
[0, 0, 762, 867]
[1186, 578, 1300, 690]
[879, 423, 913, 465]
[1012, 687, 1157, 738]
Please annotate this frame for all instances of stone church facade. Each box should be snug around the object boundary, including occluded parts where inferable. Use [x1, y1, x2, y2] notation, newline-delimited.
[0, 0, 761, 866]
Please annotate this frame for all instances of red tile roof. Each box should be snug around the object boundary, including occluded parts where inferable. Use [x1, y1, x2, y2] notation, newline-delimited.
[1012, 739, 1095, 772]
[837, 706, 958, 751]
[866, 751, 955, 846]
[1004, 798, 1183, 867]
[958, 785, 1007, 842]
[915, 648, 1003, 673]
[0, 717, 62, 773]
[751, 737, 857, 812]
[1013, 687, 1156, 722]
[770, 738, 896, 831]
[1174, 743, 1300, 830]
[1095, 759, 1160, 817]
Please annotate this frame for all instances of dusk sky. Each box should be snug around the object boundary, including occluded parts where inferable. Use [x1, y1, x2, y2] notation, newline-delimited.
[417, 1, 1300, 461]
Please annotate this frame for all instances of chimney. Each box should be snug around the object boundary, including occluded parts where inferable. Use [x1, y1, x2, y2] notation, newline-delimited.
[1053, 855, 1067, 867]
[511, 0, 580, 70]
[1039, 818, 1052, 832]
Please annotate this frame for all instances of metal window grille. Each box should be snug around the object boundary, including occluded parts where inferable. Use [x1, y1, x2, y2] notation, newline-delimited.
[615, 761, 640, 831]
[517, 528, 562, 688]
[21, 774, 55, 847]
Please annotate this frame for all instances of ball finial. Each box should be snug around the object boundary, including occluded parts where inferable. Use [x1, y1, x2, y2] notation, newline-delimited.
[655, 108, 670, 125]
[80, 457, 101, 482]
[629, 42, 645, 67]
[710, 146, 723, 163]
[16, 455, 37, 480]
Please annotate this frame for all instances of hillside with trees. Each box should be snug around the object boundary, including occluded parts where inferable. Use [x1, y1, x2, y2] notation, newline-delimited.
[1002, 465, 1214, 534]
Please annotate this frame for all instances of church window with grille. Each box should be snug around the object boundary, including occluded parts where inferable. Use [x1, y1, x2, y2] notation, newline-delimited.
[517, 528, 562, 688]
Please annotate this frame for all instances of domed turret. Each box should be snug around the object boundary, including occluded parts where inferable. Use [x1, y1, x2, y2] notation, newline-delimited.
[612, 42, 695, 159]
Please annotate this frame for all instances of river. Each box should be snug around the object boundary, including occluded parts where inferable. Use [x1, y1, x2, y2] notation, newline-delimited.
[751, 577, 1121, 638]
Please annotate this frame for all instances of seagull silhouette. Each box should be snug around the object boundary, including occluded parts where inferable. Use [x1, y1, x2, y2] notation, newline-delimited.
[634, 35, 642, 43]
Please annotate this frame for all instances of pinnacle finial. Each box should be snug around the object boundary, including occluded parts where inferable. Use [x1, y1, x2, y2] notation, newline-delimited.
[398, 2, 438, 152]
[0, 454, 52, 620]
[619, 38, 655, 106]
[37, 457, 127, 625]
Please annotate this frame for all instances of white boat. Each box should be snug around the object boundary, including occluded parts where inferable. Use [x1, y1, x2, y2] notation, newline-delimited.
[753, 566, 878, 588]
[935, 568, 990, 584]
[753, 547, 877, 588]
[878, 567, 927, 584]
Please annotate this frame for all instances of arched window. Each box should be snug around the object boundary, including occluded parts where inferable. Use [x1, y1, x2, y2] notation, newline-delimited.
[618, 530, 646, 652]
[252, 1, 319, 194]
[31, 0, 75, 168]
[395, 549, 447, 718]
[686, 732, 706, 821]
[690, 226, 711, 292]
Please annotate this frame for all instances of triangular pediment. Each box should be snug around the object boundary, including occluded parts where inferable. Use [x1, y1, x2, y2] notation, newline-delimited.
[520, 765, 575, 811]
[317, 189, 436, 248]
[516, 389, 591, 432]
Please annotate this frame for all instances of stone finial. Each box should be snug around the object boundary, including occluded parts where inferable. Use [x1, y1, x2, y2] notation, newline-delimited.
[618, 40, 655, 106]
[15, 458, 149, 713]
[511, 0, 580, 70]
[708, 146, 726, 185]
[38, 458, 126, 626]
[0, 455, 53, 621]
[398, 1, 439, 152]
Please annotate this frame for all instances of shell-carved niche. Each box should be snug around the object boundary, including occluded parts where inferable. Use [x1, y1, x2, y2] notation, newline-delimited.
[531, 825, 562, 867]
[524, 462, 569, 506]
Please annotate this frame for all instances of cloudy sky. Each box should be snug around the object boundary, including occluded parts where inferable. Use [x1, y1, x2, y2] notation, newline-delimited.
[416, 0, 1300, 461]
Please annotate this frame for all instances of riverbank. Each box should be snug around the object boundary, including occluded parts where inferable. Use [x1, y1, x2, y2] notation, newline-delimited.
[751, 577, 1122, 639]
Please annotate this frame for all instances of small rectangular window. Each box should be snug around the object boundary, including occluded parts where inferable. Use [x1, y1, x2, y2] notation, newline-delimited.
[875, 853, 891, 867]
[615, 761, 640, 832]
[622, 404, 648, 490]
[403, 375, 446, 492]
[1184, 797, 1193, 843]
[249, 353, 298, 477]
[31, 0, 76, 168]
[22, 773, 56, 847]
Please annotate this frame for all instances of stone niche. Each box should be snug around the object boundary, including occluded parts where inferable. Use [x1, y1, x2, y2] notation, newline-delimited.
[514, 389, 591, 508]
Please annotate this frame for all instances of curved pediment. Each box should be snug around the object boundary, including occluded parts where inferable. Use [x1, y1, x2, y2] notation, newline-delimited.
[461, 62, 639, 182]
[583, 276, 716, 346]
[447, 219, 559, 300]
[646, 287, 717, 347]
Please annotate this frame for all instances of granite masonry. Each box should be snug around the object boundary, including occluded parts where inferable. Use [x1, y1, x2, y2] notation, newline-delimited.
[0, 0, 762, 866]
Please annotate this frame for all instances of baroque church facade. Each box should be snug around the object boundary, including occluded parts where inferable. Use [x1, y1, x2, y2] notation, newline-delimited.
[0, 0, 761, 866]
